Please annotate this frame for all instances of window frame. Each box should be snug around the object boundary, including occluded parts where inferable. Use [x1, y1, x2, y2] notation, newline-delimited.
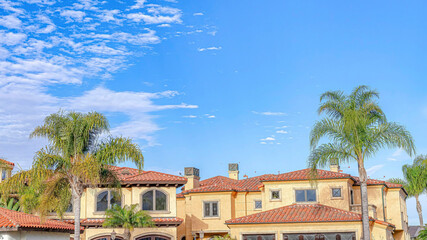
[254, 199, 262, 210]
[294, 188, 317, 203]
[94, 190, 122, 214]
[203, 200, 220, 218]
[270, 189, 282, 201]
[140, 189, 170, 213]
[331, 187, 343, 199]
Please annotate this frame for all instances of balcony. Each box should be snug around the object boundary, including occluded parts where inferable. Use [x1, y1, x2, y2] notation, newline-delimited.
[350, 204, 377, 219]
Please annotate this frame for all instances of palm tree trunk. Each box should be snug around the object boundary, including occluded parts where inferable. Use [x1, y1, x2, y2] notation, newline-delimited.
[124, 228, 131, 240]
[358, 163, 371, 240]
[415, 194, 424, 227]
[71, 179, 83, 240]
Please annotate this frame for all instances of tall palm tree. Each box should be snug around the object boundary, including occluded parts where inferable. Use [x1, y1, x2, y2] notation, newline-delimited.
[309, 85, 415, 240]
[389, 158, 427, 227]
[103, 204, 154, 240]
[0, 111, 144, 240]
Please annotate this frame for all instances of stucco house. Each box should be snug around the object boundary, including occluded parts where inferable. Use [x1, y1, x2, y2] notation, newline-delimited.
[0, 207, 76, 240]
[177, 164, 409, 240]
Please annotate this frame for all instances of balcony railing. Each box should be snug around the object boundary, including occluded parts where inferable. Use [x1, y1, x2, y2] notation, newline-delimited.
[350, 204, 377, 219]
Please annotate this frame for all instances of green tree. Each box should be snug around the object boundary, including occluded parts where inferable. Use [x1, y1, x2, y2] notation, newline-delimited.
[0, 197, 21, 211]
[418, 228, 427, 240]
[103, 204, 154, 240]
[308, 86, 415, 240]
[0, 111, 144, 240]
[389, 158, 427, 227]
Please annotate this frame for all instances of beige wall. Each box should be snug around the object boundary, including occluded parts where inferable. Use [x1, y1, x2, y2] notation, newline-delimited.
[262, 179, 352, 211]
[84, 227, 177, 240]
[60, 186, 179, 220]
[227, 222, 392, 240]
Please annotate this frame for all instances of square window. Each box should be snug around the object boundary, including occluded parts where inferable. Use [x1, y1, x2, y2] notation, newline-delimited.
[204, 201, 219, 217]
[295, 189, 317, 202]
[332, 188, 342, 198]
[254, 200, 262, 209]
[271, 190, 280, 200]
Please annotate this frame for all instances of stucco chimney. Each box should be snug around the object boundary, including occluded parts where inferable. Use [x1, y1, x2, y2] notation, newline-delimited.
[329, 164, 340, 173]
[184, 167, 200, 190]
[228, 163, 239, 180]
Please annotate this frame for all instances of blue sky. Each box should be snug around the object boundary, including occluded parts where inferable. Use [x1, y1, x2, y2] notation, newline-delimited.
[1, 0, 427, 225]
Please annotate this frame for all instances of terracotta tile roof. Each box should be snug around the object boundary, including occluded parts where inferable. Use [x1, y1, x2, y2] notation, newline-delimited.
[260, 169, 353, 182]
[225, 204, 394, 228]
[0, 207, 75, 231]
[108, 166, 187, 185]
[182, 174, 274, 194]
[352, 176, 403, 188]
[176, 193, 185, 198]
[63, 217, 183, 226]
[0, 159, 14, 167]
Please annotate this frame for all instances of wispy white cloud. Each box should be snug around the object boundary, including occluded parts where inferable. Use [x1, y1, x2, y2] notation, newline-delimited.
[198, 46, 221, 52]
[252, 111, 287, 116]
[0, 15, 22, 29]
[367, 164, 385, 176]
[130, 0, 146, 10]
[183, 115, 197, 118]
[387, 148, 408, 162]
[60, 10, 86, 22]
[260, 137, 275, 141]
[193, 12, 203, 16]
[276, 130, 288, 134]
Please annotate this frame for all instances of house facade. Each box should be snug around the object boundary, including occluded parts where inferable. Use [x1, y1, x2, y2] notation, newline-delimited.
[177, 164, 409, 240]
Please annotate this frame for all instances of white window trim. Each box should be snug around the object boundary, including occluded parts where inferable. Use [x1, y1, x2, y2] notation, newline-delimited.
[331, 186, 344, 200]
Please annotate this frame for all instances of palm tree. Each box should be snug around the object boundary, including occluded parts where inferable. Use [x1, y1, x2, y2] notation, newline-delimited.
[0, 111, 144, 240]
[309, 85, 415, 240]
[417, 228, 427, 239]
[389, 159, 427, 227]
[0, 197, 21, 211]
[103, 204, 154, 240]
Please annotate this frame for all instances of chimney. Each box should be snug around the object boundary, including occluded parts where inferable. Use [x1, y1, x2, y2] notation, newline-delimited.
[228, 163, 239, 180]
[184, 167, 200, 190]
[329, 164, 340, 173]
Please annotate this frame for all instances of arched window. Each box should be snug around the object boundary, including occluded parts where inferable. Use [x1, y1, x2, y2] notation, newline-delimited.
[96, 190, 121, 212]
[142, 190, 167, 211]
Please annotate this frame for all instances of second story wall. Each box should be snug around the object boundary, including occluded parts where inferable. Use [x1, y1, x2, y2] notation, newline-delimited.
[262, 179, 352, 211]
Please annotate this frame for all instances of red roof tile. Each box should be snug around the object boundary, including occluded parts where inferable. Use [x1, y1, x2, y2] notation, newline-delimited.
[352, 176, 403, 188]
[108, 166, 187, 185]
[225, 204, 394, 228]
[0, 159, 14, 167]
[0, 207, 75, 231]
[260, 169, 353, 182]
[182, 174, 274, 194]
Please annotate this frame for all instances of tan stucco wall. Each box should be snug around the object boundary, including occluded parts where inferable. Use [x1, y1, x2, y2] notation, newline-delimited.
[61, 186, 179, 220]
[83, 227, 177, 240]
[262, 179, 352, 211]
[227, 222, 392, 240]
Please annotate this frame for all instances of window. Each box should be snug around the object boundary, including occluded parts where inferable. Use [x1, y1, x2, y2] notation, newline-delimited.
[283, 233, 355, 240]
[203, 201, 219, 217]
[254, 200, 262, 210]
[295, 189, 316, 202]
[96, 190, 121, 212]
[332, 188, 342, 198]
[65, 202, 73, 213]
[270, 190, 281, 200]
[1, 170, 6, 180]
[243, 234, 275, 240]
[142, 190, 167, 211]
[350, 190, 354, 205]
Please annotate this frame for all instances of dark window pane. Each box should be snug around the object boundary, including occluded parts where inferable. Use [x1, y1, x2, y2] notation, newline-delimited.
[96, 191, 108, 211]
[204, 202, 210, 216]
[332, 188, 342, 198]
[142, 190, 154, 210]
[271, 191, 280, 199]
[295, 190, 305, 202]
[306, 190, 316, 202]
[65, 203, 73, 212]
[1, 170, 6, 180]
[212, 202, 218, 216]
[255, 200, 262, 209]
[336, 234, 341, 240]
[155, 237, 168, 240]
[110, 191, 121, 208]
[155, 191, 167, 211]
